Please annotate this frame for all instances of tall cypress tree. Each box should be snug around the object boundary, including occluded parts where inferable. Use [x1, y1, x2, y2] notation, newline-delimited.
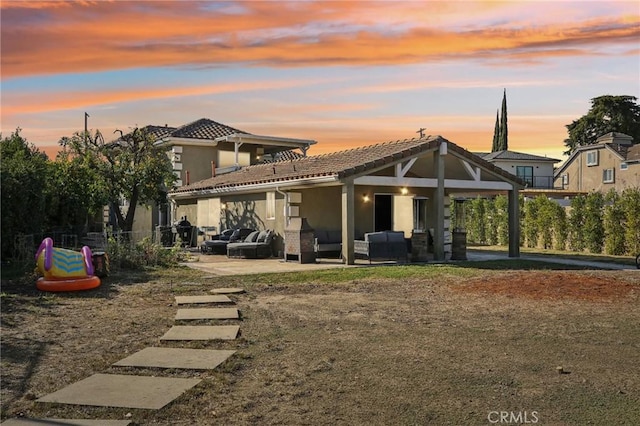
[491, 109, 500, 152]
[498, 89, 508, 150]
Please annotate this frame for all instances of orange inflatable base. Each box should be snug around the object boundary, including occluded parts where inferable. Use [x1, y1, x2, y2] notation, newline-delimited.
[36, 276, 101, 292]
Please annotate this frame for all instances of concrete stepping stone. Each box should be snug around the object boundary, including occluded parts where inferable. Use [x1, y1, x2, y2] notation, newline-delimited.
[113, 347, 236, 370]
[175, 308, 239, 320]
[36, 373, 201, 410]
[160, 325, 239, 341]
[174, 295, 232, 305]
[2, 420, 131, 426]
[210, 287, 245, 294]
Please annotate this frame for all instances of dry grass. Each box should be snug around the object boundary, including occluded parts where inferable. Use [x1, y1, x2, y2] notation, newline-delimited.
[2, 263, 639, 425]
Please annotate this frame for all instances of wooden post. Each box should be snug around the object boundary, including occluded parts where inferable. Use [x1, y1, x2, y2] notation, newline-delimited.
[433, 142, 446, 261]
[341, 180, 355, 265]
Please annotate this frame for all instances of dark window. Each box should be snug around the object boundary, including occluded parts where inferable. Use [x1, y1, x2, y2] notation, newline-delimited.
[516, 166, 534, 187]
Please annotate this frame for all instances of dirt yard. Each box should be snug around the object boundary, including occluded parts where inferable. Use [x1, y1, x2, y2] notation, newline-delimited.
[1, 265, 639, 425]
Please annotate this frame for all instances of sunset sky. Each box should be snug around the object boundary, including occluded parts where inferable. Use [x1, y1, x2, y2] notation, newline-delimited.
[1, 1, 639, 162]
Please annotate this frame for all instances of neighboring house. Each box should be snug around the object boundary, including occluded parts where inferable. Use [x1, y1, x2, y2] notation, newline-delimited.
[169, 136, 525, 263]
[553, 132, 640, 192]
[477, 150, 561, 189]
[106, 118, 316, 239]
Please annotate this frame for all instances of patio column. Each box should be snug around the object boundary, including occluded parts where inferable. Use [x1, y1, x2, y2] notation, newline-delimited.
[342, 180, 355, 265]
[433, 142, 446, 261]
[508, 187, 520, 258]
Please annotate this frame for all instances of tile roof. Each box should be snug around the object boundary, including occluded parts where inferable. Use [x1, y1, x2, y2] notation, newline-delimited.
[143, 125, 177, 140]
[260, 150, 305, 163]
[171, 136, 523, 194]
[169, 118, 248, 140]
[479, 150, 560, 162]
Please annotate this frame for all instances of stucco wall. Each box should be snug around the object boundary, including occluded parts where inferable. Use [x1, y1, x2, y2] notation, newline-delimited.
[175, 202, 198, 226]
[296, 187, 342, 231]
[177, 145, 217, 185]
[217, 149, 251, 168]
[221, 191, 285, 254]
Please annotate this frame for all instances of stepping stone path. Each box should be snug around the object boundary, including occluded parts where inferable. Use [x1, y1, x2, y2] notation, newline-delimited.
[17, 285, 245, 424]
[161, 325, 240, 341]
[36, 374, 201, 410]
[175, 295, 232, 305]
[210, 287, 245, 294]
[114, 347, 236, 370]
[175, 307, 239, 320]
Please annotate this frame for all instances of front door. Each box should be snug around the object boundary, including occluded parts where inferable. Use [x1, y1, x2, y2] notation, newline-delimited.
[374, 194, 393, 231]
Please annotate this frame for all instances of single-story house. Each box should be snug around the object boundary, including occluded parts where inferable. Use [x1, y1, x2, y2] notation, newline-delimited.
[169, 135, 524, 263]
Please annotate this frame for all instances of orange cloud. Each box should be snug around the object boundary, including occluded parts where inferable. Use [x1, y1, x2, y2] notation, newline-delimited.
[1, 78, 331, 117]
[2, 1, 638, 79]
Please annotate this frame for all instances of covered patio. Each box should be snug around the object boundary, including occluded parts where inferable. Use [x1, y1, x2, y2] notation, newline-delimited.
[169, 135, 524, 264]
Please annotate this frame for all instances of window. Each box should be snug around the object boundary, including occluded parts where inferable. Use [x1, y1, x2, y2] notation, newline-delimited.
[586, 151, 598, 166]
[413, 197, 428, 231]
[266, 192, 276, 219]
[603, 168, 615, 183]
[561, 174, 569, 186]
[516, 166, 534, 187]
[620, 162, 628, 170]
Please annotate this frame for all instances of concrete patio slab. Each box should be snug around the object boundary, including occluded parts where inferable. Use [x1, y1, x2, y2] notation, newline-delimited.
[175, 308, 239, 320]
[113, 347, 236, 370]
[160, 325, 239, 341]
[174, 295, 232, 305]
[2, 420, 131, 426]
[36, 374, 201, 410]
[210, 287, 245, 294]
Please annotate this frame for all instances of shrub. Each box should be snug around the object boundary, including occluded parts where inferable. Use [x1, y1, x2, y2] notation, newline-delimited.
[584, 192, 604, 253]
[494, 195, 509, 246]
[551, 203, 568, 251]
[568, 195, 586, 252]
[603, 190, 626, 255]
[522, 197, 539, 248]
[484, 198, 497, 245]
[467, 197, 487, 244]
[106, 236, 185, 270]
[621, 188, 640, 256]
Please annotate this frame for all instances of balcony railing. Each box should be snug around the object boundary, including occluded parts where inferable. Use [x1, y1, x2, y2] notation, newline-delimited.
[520, 175, 555, 189]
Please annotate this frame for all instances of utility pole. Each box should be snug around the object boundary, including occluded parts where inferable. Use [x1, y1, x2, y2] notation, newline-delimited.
[84, 112, 90, 143]
[416, 127, 426, 138]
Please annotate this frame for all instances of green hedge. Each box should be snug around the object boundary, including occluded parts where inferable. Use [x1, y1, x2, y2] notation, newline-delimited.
[457, 188, 640, 256]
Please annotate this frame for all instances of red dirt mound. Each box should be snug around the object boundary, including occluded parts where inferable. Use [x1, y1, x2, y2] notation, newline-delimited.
[456, 271, 637, 302]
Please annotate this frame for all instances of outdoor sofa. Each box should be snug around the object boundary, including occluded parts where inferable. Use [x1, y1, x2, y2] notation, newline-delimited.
[227, 229, 275, 259]
[354, 231, 408, 263]
[200, 228, 254, 254]
[314, 229, 342, 258]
